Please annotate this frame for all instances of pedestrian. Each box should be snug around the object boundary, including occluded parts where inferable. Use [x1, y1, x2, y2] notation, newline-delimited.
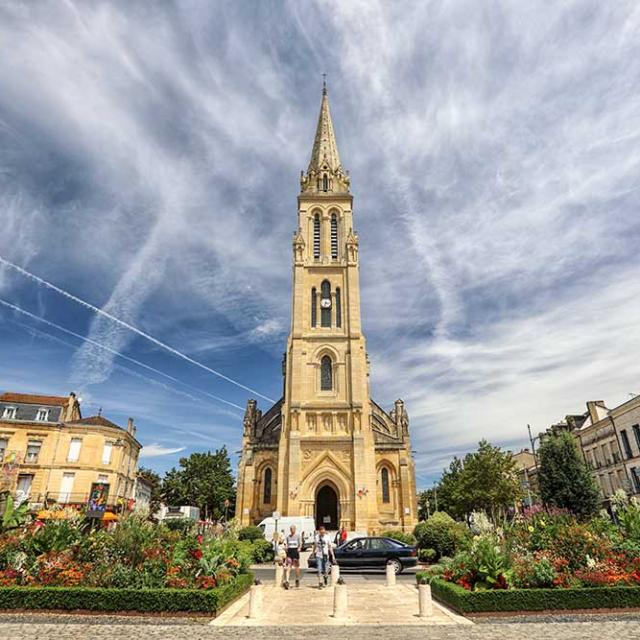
[334, 525, 347, 546]
[313, 525, 335, 589]
[283, 524, 302, 589]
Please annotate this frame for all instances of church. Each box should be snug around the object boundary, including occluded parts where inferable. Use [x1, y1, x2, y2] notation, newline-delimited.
[235, 84, 418, 533]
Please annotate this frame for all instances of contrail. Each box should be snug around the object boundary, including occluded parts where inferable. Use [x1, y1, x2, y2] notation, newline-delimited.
[0, 298, 246, 412]
[0, 256, 274, 403]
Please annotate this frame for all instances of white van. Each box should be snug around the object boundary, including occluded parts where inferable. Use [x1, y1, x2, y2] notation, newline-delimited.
[258, 516, 316, 549]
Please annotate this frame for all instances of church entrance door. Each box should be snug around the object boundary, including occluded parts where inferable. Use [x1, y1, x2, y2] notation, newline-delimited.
[315, 484, 339, 529]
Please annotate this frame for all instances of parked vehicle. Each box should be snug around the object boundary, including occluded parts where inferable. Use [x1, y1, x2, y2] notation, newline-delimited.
[308, 536, 417, 574]
[257, 516, 315, 550]
[157, 505, 200, 522]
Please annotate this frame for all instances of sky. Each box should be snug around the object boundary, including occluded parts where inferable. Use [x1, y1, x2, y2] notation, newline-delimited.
[0, 1, 639, 489]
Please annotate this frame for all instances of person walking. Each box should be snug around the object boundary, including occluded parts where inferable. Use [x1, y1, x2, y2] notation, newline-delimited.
[334, 525, 347, 546]
[313, 525, 335, 589]
[283, 524, 302, 589]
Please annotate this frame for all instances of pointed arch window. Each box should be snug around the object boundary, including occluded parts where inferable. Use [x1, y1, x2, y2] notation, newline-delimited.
[263, 468, 272, 504]
[321, 280, 331, 327]
[322, 173, 328, 192]
[381, 468, 390, 503]
[331, 213, 338, 259]
[335, 287, 341, 328]
[320, 355, 333, 391]
[313, 214, 320, 259]
[311, 287, 317, 327]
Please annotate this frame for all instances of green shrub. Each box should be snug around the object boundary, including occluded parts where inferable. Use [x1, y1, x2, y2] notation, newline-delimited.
[238, 526, 265, 542]
[429, 578, 640, 613]
[418, 548, 437, 563]
[381, 529, 416, 546]
[0, 574, 253, 613]
[413, 512, 468, 559]
[250, 539, 274, 563]
[163, 518, 194, 535]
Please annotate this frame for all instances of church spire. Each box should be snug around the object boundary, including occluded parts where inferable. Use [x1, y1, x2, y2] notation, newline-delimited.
[300, 80, 350, 194]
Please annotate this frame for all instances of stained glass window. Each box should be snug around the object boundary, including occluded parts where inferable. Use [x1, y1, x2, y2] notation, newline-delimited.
[335, 287, 341, 328]
[263, 468, 272, 504]
[321, 356, 332, 391]
[381, 468, 390, 503]
[311, 287, 317, 327]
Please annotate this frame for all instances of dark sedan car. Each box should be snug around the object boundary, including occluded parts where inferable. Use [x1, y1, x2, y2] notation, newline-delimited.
[308, 536, 417, 574]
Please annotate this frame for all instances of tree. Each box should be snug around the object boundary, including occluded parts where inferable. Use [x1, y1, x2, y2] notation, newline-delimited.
[137, 466, 162, 516]
[454, 440, 522, 520]
[538, 431, 600, 519]
[432, 442, 522, 521]
[436, 457, 465, 519]
[161, 447, 235, 520]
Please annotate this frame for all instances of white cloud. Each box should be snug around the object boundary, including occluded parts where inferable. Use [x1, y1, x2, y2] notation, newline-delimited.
[139, 443, 186, 458]
[1, 1, 639, 483]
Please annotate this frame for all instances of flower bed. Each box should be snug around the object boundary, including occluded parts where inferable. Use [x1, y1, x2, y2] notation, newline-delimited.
[422, 577, 640, 614]
[412, 493, 640, 612]
[0, 513, 259, 591]
[0, 573, 253, 613]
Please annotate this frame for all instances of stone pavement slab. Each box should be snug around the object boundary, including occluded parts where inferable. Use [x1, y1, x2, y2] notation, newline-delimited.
[211, 582, 468, 626]
[0, 621, 640, 639]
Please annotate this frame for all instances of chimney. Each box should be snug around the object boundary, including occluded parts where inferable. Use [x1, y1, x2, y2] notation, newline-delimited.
[587, 401, 605, 423]
[127, 417, 135, 435]
[66, 392, 79, 421]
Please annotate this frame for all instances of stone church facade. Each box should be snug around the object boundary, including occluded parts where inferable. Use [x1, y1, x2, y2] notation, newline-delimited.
[235, 85, 418, 533]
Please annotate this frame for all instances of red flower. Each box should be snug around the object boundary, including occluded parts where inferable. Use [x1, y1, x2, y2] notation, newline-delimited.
[191, 548, 203, 560]
[197, 534, 203, 544]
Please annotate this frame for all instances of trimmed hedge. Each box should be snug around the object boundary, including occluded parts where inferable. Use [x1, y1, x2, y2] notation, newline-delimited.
[422, 577, 640, 613]
[0, 573, 253, 614]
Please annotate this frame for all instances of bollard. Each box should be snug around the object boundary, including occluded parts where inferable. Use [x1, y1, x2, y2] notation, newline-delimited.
[386, 562, 396, 587]
[333, 578, 348, 619]
[418, 583, 433, 618]
[275, 563, 284, 586]
[330, 562, 341, 586]
[248, 581, 263, 619]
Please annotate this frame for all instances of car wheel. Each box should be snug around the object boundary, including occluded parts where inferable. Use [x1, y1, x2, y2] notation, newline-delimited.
[388, 558, 402, 575]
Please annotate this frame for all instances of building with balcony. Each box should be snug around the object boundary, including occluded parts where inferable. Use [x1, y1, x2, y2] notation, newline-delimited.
[0, 391, 141, 511]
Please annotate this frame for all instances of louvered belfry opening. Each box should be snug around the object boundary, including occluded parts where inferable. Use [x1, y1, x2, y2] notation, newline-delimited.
[331, 213, 338, 259]
[313, 214, 321, 259]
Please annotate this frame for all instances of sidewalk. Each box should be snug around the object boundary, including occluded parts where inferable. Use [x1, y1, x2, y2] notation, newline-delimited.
[212, 581, 470, 626]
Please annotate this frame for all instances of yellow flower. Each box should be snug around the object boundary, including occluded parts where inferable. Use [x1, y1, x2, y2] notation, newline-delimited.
[539, 520, 546, 528]
[527, 525, 534, 533]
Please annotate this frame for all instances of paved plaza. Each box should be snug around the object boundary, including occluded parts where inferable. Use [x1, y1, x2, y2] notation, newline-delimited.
[212, 581, 466, 626]
[0, 619, 639, 639]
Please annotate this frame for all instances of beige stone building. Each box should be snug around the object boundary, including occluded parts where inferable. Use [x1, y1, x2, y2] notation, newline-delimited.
[0, 391, 141, 510]
[236, 85, 418, 533]
[609, 395, 640, 497]
[573, 401, 631, 502]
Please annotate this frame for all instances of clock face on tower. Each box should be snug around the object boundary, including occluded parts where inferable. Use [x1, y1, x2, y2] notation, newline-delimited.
[320, 298, 331, 309]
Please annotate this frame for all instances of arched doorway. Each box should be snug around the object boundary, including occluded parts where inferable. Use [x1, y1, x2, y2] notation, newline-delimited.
[315, 484, 339, 529]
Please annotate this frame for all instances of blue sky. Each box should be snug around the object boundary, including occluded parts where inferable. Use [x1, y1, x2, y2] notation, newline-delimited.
[1, 1, 639, 488]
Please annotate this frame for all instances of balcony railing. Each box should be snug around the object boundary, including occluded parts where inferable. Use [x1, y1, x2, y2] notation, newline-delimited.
[21, 491, 130, 511]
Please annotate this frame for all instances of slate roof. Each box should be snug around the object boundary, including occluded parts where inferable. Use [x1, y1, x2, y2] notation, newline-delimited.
[65, 415, 122, 430]
[0, 392, 70, 406]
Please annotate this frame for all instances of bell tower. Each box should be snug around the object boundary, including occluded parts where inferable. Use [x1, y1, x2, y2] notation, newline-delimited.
[276, 82, 381, 532]
[235, 83, 418, 533]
